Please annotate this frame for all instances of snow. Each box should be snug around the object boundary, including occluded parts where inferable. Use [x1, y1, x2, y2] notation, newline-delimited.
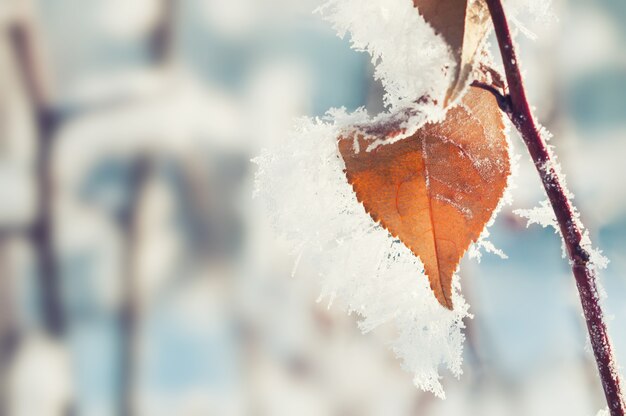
[317, 0, 454, 111]
[8, 335, 73, 416]
[515, 199, 558, 230]
[56, 72, 245, 188]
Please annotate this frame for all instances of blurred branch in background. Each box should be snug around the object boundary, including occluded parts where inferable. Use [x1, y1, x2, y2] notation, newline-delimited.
[148, 0, 176, 66]
[0, 240, 19, 416]
[1, 0, 178, 414]
[0, 2, 69, 413]
[119, 3, 177, 415]
[7, 0, 64, 337]
[118, 156, 153, 416]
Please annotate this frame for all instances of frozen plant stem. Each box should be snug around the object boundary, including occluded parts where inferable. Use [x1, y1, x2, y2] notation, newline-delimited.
[483, 0, 625, 413]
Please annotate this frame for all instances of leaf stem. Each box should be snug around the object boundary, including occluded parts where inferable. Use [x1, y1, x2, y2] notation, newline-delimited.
[470, 80, 512, 114]
[484, 0, 625, 414]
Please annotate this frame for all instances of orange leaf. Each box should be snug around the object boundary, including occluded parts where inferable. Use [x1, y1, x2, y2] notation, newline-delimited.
[414, 0, 491, 105]
[338, 87, 509, 309]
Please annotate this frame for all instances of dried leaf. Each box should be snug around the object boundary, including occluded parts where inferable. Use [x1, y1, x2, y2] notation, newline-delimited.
[414, 0, 491, 105]
[338, 87, 509, 309]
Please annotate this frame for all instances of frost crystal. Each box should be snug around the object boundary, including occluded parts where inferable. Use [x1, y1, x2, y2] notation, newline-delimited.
[514, 124, 609, 272]
[470, 120, 518, 262]
[515, 199, 558, 230]
[254, 111, 470, 397]
[317, 0, 454, 110]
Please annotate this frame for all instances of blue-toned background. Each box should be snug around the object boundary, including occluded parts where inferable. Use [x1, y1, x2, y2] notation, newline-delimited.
[0, 0, 625, 415]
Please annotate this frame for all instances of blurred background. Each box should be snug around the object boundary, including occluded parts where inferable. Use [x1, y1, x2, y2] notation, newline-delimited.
[0, 0, 625, 415]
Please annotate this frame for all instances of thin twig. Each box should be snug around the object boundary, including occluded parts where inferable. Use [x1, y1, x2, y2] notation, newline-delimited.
[484, 0, 625, 414]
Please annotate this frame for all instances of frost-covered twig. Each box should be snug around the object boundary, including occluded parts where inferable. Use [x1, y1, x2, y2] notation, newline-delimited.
[485, 0, 625, 414]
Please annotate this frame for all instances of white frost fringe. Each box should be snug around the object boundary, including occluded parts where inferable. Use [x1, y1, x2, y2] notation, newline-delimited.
[316, 0, 454, 111]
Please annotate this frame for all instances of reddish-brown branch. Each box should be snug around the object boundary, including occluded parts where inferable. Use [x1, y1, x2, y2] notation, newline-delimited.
[484, 0, 625, 414]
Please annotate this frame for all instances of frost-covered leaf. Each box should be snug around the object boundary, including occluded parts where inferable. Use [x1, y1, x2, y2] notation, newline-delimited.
[338, 86, 510, 309]
[414, 0, 491, 105]
[254, 106, 472, 397]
